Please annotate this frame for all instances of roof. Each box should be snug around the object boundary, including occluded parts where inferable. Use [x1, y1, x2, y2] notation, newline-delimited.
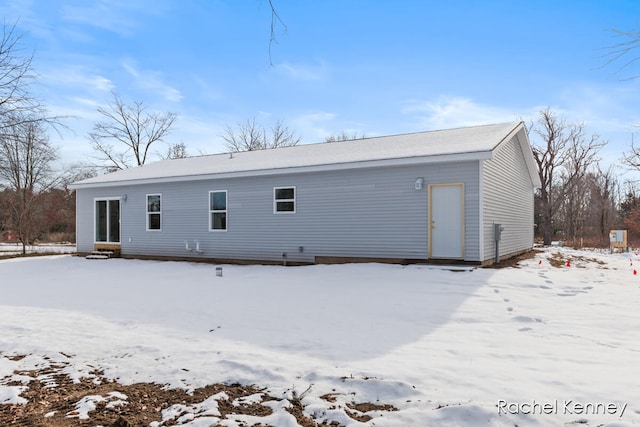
[71, 122, 539, 189]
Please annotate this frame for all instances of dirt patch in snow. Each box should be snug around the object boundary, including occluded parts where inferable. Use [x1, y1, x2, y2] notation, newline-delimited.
[483, 249, 540, 269]
[547, 252, 608, 269]
[484, 249, 610, 270]
[1, 370, 268, 426]
[345, 402, 397, 422]
[0, 359, 397, 426]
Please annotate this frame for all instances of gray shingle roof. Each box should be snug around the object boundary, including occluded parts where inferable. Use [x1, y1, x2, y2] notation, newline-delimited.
[71, 122, 534, 189]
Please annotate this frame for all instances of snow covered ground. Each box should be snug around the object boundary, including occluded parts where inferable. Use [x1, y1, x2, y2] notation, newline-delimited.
[1, 247, 639, 426]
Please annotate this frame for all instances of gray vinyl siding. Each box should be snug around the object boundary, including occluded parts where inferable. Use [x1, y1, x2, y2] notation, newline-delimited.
[463, 164, 481, 262]
[76, 161, 482, 262]
[481, 135, 535, 262]
[75, 190, 93, 253]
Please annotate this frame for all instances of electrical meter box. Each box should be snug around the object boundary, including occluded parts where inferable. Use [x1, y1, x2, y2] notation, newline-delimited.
[609, 230, 628, 253]
[494, 224, 504, 241]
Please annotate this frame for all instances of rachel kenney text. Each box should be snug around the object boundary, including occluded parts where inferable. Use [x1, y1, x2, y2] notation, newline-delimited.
[498, 400, 627, 417]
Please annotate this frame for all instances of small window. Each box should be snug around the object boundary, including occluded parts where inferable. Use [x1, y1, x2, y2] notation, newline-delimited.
[274, 186, 296, 213]
[147, 194, 162, 231]
[209, 190, 227, 231]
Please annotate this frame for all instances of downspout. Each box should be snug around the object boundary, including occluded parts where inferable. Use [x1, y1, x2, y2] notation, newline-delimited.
[494, 223, 504, 264]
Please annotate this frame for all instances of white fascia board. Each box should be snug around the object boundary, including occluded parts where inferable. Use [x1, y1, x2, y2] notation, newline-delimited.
[69, 150, 493, 190]
[512, 128, 541, 188]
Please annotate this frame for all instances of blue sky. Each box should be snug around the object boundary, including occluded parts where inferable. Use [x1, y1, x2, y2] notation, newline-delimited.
[3, 0, 640, 179]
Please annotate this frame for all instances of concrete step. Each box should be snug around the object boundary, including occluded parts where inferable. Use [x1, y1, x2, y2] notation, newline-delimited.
[86, 254, 110, 260]
[86, 250, 116, 260]
[92, 250, 114, 256]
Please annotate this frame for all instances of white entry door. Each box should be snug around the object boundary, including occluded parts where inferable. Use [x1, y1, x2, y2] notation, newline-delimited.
[429, 183, 464, 259]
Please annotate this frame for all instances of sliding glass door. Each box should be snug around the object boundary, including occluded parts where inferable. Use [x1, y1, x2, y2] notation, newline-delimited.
[95, 199, 120, 243]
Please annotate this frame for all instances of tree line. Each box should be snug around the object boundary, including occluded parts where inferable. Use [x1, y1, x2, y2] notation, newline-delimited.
[3, 21, 640, 251]
[0, 23, 72, 253]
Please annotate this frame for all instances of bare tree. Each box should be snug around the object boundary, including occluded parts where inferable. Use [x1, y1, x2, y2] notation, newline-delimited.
[222, 118, 300, 152]
[0, 21, 65, 139]
[0, 22, 39, 130]
[89, 92, 177, 170]
[269, 119, 301, 148]
[529, 108, 606, 246]
[530, 109, 568, 245]
[164, 142, 189, 160]
[0, 22, 68, 251]
[39, 186, 76, 241]
[602, 28, 640, 78]
[0, 121, 59, 253]
[324, 131, 366, 142]
[222, 118, 265, 152]
[267, 0, 286, 66]
[600, 28, 640, 190]
[560, 124, 607, 246]
[61, 162, 99, 187]
[621, 132, 640, 169]
[586, 167, 618, 243]
[0, 122, 58, 191]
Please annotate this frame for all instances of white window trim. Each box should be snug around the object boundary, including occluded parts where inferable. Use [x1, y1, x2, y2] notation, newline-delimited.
[273, 186, 296, 214]
[209, 190, 228, 232]
[93, 196, 121, 244]
[146, 193, 162, 231]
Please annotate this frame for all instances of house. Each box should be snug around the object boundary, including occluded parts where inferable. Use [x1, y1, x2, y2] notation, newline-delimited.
[70, 122, 541, 265]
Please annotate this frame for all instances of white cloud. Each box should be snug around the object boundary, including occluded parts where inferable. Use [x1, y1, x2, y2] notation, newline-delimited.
[122, 60, 183, 103]
[170, 115, 227, 156]
[551, 81, 640, 134]
[91, 75, 115, 92]
[289, 110, 337, 142]
[43, 68, 115, 94]
[275, 60, 328, 81]
[401, 96, 524, 130]
[191, 77, 224, 103]
[60, 0, 168, 37]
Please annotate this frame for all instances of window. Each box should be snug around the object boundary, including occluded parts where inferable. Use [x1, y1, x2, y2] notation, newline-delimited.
[95, 198, 120, 243]
[147, 194, 162, 231]
[274, 186, 296, 213]
[209, 190, 227, 231]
